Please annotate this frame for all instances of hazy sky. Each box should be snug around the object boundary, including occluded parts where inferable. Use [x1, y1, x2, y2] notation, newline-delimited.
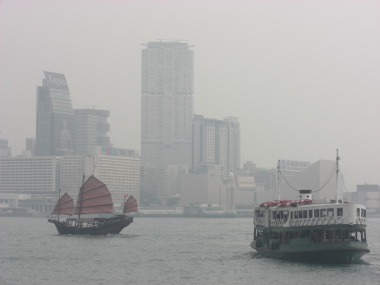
[0, 0, 379, 190]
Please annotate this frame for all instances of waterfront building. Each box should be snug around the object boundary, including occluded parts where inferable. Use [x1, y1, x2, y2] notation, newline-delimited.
[0, 153, 140, 213]
[279, 159, 311, 182]
[0, 156, 58, 193]
[36, 71, 75, 156]
[192, 115, 240, 180]
[256, 160, 337, 204]
[344, 184, 380, 215]
[141, 40, 193, 200]
[59, 154, 140, 206]
[253, 167, 277, 191]
[74, 108, 111, 155]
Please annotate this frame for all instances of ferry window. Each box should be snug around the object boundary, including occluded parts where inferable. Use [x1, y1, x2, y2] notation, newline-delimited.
[357, 208, 360, 217]
[283, 211, 288, 220]
[299, 211, 303, 219]
[337, 208, 343, 217]
[364, 209, 366, 217]
[315, 230, 322, 241]
[291, 211, 293, 219]
[361, 209, 366, 218]
[314, 209, 320, 218]
[273, 211, 277, 219]
[309, 210, 313, 218]
[335, 230, 342, 240]
[303, 210, 308, 218]
[295, 211, 299, 219]
[300, 230, 310, 238]
[327, 208, 334, 217]
[326, 230, 333, 240]
[321, 209, 327, 217]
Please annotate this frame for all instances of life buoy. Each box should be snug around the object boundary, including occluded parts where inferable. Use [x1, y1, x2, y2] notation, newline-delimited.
[329, 217, 335, 224]
[323, 218, 328, 225]
[336, 217, 343, 224]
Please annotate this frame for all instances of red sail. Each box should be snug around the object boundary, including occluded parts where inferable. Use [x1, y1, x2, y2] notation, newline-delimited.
[74, 175, 113, 215]
[123, 195, 138, 213]
[51, 193, 74, 215]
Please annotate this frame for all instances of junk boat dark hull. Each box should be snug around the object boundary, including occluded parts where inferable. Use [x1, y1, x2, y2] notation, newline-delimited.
[48, 215, 133, 235]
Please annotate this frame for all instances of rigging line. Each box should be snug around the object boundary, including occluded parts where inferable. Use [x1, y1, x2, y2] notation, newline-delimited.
[340, 172, 348, 192]
[313, 165, 338, 193]
[280, 171, 299, 192]
[280, 165, 338, 193]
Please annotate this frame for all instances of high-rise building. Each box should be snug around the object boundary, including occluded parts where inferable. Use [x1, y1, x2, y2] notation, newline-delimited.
[74, 108, 111, 155]
[36, 71, 75, 156]
[0, 139, 11, 157]
[192, 115, 240, 180]
[25, 138, 36, 156]
[141, 41, 194, 199]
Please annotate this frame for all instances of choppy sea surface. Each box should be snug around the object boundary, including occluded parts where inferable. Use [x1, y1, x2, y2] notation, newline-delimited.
[1, 217, 379, 285]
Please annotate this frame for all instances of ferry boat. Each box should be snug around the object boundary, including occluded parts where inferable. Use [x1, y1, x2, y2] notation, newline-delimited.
[251, 152, 370, 263]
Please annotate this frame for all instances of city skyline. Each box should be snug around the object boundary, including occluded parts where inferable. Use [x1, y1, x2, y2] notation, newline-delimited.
[1, 0, 379, 191]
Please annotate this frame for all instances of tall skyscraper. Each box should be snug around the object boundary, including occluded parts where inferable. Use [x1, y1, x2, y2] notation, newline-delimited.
[141, 41, 194, 200]
[74, 108, 111, 155]
[36, 71, 75, 156]
[192, 115, 240, 180]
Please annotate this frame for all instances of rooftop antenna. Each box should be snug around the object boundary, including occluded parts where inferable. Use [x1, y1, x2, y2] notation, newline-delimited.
[335, 149, 340, 204]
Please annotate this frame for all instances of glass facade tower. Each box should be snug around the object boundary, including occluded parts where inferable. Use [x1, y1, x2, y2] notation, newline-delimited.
[36, 71, 75, 156]
[74, 108, 111, 155]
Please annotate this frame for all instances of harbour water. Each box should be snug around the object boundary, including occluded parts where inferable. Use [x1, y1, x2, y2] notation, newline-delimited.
[1, 217, 379, 285]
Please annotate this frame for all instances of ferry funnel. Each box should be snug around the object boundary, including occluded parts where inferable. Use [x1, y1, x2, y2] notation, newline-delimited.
[299, 189, 312, 200]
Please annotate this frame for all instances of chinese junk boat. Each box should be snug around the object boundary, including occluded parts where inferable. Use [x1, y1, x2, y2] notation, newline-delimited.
[48, 175, 137, 235]
[251, 151, 370, 263]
